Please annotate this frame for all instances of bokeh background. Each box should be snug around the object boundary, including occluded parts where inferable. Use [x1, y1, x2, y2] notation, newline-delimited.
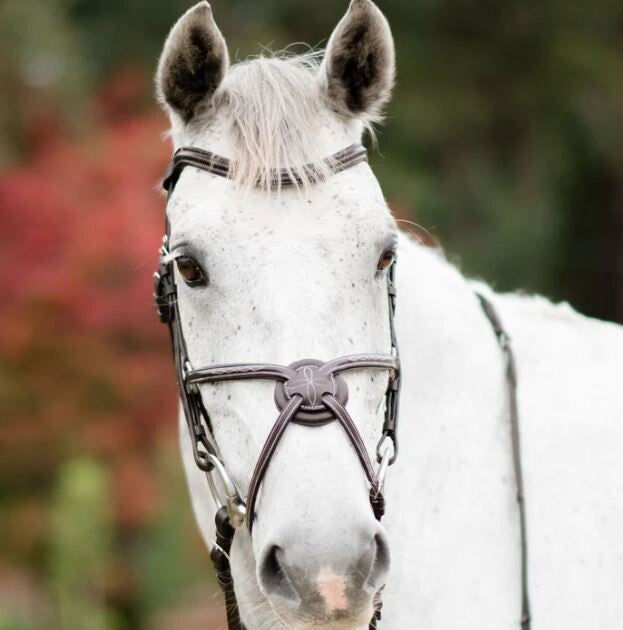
[1, 1, 622, 628]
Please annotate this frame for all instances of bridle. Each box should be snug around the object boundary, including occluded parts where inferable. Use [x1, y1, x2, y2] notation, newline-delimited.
[154, 142, 533, 630]
[154, 143, 401, 629]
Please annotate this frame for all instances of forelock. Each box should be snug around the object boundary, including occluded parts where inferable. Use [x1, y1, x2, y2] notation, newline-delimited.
[214, 51, 333, 190]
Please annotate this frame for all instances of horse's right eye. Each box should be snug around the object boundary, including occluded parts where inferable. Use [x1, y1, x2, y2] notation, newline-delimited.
[176, 256, 207, 286]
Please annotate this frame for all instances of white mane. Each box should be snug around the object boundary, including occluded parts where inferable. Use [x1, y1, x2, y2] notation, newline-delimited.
[213, 52, 370, 190]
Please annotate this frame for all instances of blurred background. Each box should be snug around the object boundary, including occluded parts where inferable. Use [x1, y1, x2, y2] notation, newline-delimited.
[0, 0, 621, 628]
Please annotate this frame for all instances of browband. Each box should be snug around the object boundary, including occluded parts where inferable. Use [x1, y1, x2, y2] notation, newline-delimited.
[162, 142, 368, 192]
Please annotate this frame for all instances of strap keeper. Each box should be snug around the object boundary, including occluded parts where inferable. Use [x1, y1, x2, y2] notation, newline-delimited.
[369, 487, 385, 520]
[154, 263, 177, 324]
[162, 160, 179, 192]
[215, 505, 235, 538]
[192, 423, 207, 441]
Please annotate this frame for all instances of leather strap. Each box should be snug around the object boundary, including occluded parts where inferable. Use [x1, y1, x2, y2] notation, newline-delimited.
[321, 395, 378, 489]
[186, 355, 399, 386]
[245, 395, 304, 532]
[323, 394, 385, 520]
[162, 142, 368, 191]
[211, 507, 245, 630]
[188, 363, 293, 384]
[477, 293, 532, 630]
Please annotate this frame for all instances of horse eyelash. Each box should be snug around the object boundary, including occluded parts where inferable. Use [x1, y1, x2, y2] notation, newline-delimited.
[161, 249, 185, 264]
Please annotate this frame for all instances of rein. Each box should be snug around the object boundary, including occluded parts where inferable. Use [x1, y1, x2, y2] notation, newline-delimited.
[477, 293, 532, 629]
[154, 142, 531, 629]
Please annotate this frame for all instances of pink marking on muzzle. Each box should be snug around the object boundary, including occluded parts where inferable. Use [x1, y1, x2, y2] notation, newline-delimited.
[317, 566, 348, 613]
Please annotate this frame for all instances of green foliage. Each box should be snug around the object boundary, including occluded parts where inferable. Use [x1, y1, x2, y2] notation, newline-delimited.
[0, 0, 88, 163]
[68, 0, 188, 80]
[49, 458, 115, 630]
[134, 445, 217, 617]
[0, 614, 33, 630]
[371, 0, 623, 310]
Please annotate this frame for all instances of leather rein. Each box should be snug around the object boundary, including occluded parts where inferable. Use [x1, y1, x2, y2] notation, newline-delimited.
[154, 142, 531, 629]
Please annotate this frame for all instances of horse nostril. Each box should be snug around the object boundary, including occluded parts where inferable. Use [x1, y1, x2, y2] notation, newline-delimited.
[258, 532, 391, 612]
[364, 533, 391, 591]
[257, 545, 301, 606]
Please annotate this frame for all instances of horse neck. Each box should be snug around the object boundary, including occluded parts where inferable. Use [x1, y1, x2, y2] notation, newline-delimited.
[390, 232, 512, 517]
[395, 235, 501, 381]
[385, 235, 520, 623]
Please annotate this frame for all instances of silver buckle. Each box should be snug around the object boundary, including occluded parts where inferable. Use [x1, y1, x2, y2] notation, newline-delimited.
[205, 454, 247, 528]
[375, 436, 395, 494]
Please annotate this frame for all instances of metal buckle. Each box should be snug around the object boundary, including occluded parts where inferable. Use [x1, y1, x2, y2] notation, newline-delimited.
[183, 361, 200, 394]
[154, 238, 177, 324]
[204, 454, 247, 529]
[498, 331, 511, 351]
[375, 435, 395, 494]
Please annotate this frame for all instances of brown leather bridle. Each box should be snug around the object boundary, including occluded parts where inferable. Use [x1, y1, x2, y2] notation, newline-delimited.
[154, 143, 401, 629]
[154, 142, 532, 630]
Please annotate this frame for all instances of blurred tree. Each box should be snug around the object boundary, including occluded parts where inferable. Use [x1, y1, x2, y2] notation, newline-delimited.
[0, 0, 88, 165]
[68, 0, 186, 81]
[49, 458, 114, 630]
[135, 445, 217, 623]
[370, 0, 623, 321]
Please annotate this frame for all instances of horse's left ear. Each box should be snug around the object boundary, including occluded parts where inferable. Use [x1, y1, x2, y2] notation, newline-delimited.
[321, 0, 395, 121]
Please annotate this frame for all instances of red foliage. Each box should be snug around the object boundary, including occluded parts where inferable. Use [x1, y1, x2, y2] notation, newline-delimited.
[1, 115, 167, 333]
[0, 96, 178, 527]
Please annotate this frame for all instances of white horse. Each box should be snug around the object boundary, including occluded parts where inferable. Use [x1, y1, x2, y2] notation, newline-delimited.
[155, 1, 623, 628]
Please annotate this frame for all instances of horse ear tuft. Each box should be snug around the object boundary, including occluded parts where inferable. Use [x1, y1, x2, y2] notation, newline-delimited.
[322, 0, 395, 121]
[156, 1, 229, 123]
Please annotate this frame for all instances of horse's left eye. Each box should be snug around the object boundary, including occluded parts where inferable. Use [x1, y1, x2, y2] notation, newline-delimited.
[377, 249, 396, 271]
[176, 256, 207, 286]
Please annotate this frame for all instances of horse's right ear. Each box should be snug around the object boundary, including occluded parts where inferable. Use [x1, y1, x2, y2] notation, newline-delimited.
[156, 1, 229, 123]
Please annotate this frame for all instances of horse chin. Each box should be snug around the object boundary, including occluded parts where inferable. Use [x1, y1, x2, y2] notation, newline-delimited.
[271, 602, 375, 630]
[264, 581, 379, 629]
